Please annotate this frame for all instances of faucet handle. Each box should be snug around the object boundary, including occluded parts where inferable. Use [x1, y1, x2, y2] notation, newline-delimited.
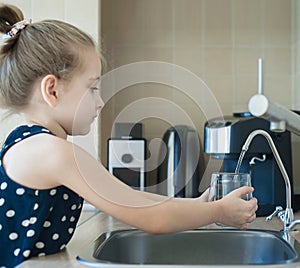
[266, 206, 283, 221]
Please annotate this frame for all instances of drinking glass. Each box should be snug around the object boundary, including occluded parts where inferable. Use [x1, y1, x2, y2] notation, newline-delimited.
[208, 172, 253, 202]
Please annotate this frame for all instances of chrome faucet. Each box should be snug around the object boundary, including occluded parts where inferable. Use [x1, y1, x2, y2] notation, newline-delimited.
[286, 219, 300, 232]
[241, 129, 294, 231]
[246, 59, 299, 233]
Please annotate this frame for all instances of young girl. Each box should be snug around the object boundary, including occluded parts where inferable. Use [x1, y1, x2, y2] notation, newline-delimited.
[0, 4, 257, 267]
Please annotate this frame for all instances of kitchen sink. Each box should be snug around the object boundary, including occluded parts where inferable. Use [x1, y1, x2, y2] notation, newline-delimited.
[77, 229, 300, 267]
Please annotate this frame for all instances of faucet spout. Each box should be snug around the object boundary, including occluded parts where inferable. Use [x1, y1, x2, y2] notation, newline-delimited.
[242, 129, 294, 230]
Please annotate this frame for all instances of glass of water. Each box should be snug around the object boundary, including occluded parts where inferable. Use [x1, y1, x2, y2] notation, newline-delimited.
[208, 172, 253, 202]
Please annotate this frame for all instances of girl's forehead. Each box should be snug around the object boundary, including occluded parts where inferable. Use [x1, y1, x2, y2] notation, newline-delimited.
[80, 50, 102, 77]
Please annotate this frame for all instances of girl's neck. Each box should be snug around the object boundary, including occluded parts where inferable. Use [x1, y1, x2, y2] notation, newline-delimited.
[22, 118, 68, 139]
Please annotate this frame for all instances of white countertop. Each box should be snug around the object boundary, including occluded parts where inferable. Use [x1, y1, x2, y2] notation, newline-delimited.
[18, 209, 300, 268]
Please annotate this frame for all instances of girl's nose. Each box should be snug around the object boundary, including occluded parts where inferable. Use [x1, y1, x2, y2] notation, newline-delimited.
[96, 93, 104, 110]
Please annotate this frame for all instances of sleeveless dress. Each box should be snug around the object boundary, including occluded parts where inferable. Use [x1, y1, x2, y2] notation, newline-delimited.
[0, 125, 83, 268]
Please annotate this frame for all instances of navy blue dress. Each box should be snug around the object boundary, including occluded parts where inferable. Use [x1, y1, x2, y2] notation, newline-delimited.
[0, 125, 83, 267]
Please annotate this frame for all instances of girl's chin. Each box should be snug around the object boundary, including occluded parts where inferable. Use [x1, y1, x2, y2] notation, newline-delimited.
[71, 124, 92, 136]
[71, 117, 96, 136]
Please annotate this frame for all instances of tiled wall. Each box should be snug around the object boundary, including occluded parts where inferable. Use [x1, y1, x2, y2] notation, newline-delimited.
[101, 0, 293, 112]
[292, 0, 300, 194]
[0, 0, 99, 38]
[295, 0, 300, 106]
[101, 0, 300, 192]
[1, 1, 300, 193]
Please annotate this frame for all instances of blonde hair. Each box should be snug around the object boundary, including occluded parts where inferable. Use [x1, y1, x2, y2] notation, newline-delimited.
[0, 4, 96, 112]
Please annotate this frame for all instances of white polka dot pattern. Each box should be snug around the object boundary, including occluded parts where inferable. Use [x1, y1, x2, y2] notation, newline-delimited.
[35, 242, 45, 249]
[14, 248, 20, 256]
[9, 232, 18, 240]
[23, 250, 30, 258]
[30, 217, 37, 224]
[16, 188, 25, 195]
[6, 210, 15, 217]
[1, 182, 7, 190]
[26, 229, 35, 237]
[14, 138, 22, 143]
[22, 219, 30, 227]
[43, 221, 51, 228]
[0, 125, 84, 267]
[50, 189, 57, 196]
[52, 233, 59, 240]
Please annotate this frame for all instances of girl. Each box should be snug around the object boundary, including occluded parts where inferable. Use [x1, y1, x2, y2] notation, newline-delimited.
[0, 4, 257, 267]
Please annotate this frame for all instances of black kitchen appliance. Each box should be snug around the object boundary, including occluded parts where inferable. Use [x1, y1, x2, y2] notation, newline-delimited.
[157, 125, 202, 198]
[204, 113, 294, 216]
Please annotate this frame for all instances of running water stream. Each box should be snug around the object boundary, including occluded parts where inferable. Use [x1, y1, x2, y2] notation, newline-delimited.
[234, 149, 247, 174]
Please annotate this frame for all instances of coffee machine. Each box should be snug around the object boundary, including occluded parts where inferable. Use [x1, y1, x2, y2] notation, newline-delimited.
[204, 113, 294, 216]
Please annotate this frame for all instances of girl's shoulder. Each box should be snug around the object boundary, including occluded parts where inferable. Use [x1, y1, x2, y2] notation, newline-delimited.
[1, 125, 75, 190]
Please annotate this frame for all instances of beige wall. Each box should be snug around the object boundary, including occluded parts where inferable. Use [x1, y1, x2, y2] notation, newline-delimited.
[2, 1, 299, 193]
[0, 0, 99, 38]
[101, 0, 300, 192]
[292, 0, 300, 194]
[295, 0, 300, 106]
[101, 0, 293, 109]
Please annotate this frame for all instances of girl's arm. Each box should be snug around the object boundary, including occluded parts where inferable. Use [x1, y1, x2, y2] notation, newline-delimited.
[54, 138, 257, 233]
[6, 134, 257, 234]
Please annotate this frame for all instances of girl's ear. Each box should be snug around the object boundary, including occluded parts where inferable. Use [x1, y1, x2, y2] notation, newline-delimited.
[40, 75, 60, 107]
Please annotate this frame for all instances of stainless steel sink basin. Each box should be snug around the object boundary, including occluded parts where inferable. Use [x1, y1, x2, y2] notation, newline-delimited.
[77, 229, 300, 267]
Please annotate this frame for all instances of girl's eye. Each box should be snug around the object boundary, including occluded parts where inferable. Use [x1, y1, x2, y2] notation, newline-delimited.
[91, 87, 99, 91]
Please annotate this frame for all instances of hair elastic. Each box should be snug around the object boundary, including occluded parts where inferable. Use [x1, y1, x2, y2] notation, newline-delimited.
[3, 18, 32, 41]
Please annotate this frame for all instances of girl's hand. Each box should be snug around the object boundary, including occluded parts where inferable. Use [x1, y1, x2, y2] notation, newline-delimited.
[215, 186, 258, 229]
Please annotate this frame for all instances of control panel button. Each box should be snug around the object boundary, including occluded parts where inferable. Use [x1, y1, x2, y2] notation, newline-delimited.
[121, 153, 133, 163]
